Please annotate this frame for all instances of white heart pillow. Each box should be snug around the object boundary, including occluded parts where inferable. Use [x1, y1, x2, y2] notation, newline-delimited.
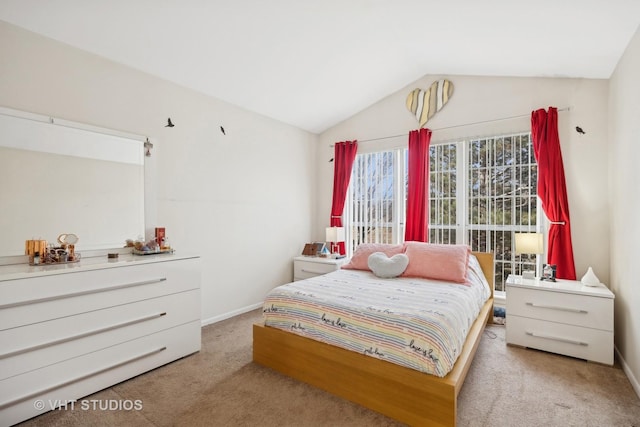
[367, 252, 409, 278]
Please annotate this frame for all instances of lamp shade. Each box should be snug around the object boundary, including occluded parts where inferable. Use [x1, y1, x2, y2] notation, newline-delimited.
[325, 227, 345, 243]
[514, 232, 543, 255]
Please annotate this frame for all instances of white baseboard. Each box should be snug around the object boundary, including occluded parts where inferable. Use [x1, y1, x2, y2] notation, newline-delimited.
[201, 302, 263, 327]
[615, 344, 640, 399]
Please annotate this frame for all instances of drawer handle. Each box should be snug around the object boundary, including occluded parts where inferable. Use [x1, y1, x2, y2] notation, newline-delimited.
[525, 302, 588, 314]
[0, 312, 167, 359]
[301, 269, 326, 275]
[0, 346, 166, 410]
[0, 277, 167, 309]
[525, 331, 588, 346]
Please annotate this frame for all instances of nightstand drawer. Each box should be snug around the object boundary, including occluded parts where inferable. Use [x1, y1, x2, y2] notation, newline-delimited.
[506, 315, 613, 364]
[293, 257, 345, 281]
[507, 285, 613, 331]
[294, 260, 337, 280]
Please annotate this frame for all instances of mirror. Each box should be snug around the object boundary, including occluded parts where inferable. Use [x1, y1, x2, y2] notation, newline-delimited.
[0, 108, 145, 257]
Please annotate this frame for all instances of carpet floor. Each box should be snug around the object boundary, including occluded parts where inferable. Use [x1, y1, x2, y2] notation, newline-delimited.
[16, 309, 640, 427]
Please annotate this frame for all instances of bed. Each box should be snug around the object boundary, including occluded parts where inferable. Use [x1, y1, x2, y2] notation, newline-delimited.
[253, 246, 494, 427]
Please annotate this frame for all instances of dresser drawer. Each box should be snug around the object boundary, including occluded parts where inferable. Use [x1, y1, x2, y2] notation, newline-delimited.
[0, 258, 200, 330]
[0, 321, 200, 427]
[506, 315, 613, 365]
[0, 289, 200, 380]
[506, 285, 613, 331]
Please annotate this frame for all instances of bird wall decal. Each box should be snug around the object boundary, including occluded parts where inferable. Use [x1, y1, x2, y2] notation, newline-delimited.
[165, 118, 174, 127]
[575, 126, 585, 134]
[220, 126, 226, 135]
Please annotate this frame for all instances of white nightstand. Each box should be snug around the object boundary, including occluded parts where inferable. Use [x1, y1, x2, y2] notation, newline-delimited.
[505, 274, 614, 365]
[293, 256, 346, 281]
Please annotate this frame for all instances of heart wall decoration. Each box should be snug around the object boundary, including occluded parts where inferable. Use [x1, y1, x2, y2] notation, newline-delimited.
[406, 79, 454, 128]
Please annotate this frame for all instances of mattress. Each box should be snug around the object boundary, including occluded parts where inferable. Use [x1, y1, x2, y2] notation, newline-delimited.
[262, 255, 491, 377]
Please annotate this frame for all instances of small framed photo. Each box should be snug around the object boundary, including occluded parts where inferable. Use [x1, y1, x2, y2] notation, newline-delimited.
[313, 242, 326, 255]
[542, 264, 557, 281]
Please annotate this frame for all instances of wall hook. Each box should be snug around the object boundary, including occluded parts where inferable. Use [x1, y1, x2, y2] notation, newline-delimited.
[144, 138, 154, 157]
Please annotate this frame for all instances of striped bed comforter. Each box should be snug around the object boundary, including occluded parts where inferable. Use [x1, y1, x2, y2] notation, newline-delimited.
[262, 255, 491, 377]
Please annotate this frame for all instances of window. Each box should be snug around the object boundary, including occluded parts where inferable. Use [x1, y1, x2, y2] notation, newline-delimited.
[349, 151, 403, 247]
[345, 132, 540, 292]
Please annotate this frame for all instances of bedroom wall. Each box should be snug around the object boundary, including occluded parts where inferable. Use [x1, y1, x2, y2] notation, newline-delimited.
[316, 74, 610, 288]
[0, 21, 318, 323]
[609, 25, 640, 396]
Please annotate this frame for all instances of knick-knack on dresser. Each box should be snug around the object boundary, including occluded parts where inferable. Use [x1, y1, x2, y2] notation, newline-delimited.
[581, 266, 601, 287]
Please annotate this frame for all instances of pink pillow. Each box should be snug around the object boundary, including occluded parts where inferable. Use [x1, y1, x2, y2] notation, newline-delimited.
[401, 242, 471, 283]
[342, 243, 404, 271]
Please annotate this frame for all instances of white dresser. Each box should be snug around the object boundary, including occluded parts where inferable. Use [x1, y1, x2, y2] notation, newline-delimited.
[293, 256, 346, 281]
[0, 253, 201, 426]
[506, 274, 614, 365]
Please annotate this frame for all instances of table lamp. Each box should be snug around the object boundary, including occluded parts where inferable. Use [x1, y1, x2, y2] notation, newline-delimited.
[515, 232, 543, 280]
[325, 227, 345, 258]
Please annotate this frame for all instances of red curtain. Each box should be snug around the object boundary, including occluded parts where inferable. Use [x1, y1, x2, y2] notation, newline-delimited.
[404, 128, 432, 242]
[330, 140, 358, 255]
[531, 107, 576, 280]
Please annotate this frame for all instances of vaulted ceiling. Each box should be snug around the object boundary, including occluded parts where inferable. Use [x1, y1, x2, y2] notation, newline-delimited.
[1, 1, 639, 133]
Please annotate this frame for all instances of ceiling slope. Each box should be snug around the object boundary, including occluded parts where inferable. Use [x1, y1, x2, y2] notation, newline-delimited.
[1, 0, 639, 133]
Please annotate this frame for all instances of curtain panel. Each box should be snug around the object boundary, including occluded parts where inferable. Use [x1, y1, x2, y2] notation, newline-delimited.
[330, 140, 358, 255]
[405, 128, 432, 242]
[531, 107, 576, 280]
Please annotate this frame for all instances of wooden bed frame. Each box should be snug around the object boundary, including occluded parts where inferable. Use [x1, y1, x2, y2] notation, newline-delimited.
[253, 252, 494, 427]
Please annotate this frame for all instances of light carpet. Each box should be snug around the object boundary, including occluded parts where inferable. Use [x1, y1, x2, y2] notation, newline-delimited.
[17, 310, 640, 426]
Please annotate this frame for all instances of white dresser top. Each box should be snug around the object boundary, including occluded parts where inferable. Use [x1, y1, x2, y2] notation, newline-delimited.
[0, 252, 199, 282]
[506, 274, 614, 299]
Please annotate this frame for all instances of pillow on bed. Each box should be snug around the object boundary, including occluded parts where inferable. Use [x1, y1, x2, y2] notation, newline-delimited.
[401, 242, 471, 283]
[367, 252, 409, 278]
[341, 243, 404, 271]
